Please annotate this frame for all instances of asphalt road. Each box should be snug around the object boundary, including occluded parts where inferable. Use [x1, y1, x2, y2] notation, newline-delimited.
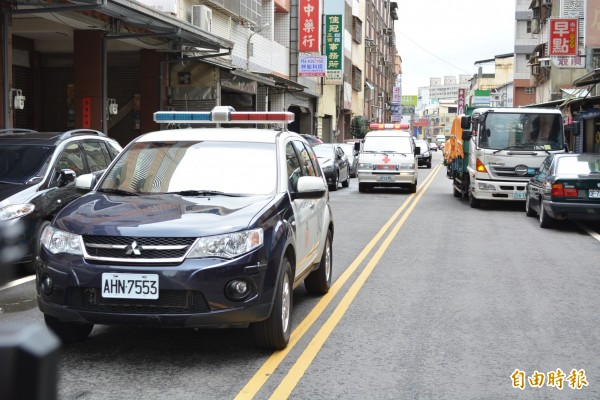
[1, 151, 599, 399]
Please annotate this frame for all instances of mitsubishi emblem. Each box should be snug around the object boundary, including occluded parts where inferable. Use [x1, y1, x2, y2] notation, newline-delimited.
[125, 240, 142, 256]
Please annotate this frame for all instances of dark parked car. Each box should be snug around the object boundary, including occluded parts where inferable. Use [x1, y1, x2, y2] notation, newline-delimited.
[312, 143, 350, 190]
[339, 143, 358, 178]
[0, 129, 122, 273]
[300, 134, 323, 147]
[525, 153, 600, 228]
[37, 107, 334, 350]
[414, 139, 432, 168]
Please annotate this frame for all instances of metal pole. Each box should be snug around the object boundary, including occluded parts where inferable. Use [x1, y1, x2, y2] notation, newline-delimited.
[3, 10, 10, 128]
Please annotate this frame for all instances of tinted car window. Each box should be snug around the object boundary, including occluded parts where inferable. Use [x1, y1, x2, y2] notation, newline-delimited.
[286, 142, 303, 192]
[57, 143, 86, 176]
[0, 144, 54, 183]
[82, 140, 112, 172]
[294, 141, 318, 177]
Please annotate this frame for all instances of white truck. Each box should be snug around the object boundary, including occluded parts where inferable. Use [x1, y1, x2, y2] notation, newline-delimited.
[450, 107, 567, 208]
[355, 123, 419, 193]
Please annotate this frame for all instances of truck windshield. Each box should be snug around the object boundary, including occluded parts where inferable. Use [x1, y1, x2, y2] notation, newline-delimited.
[478, 112, 564, 151]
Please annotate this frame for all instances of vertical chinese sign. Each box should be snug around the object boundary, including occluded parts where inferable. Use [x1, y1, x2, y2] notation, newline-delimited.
[457, 88, 465, 115]
[299, 0, 320, 53]
[549, 18, 578, 56]
[325, 15, 343, 84]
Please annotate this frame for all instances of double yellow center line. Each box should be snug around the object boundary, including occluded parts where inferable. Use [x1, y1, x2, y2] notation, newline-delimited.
[235, 163, 442, 399]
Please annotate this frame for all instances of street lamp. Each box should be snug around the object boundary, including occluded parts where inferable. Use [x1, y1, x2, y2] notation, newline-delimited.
[246, 23, 271, 70]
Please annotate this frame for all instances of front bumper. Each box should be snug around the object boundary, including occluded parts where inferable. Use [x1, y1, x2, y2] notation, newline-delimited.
[471, 178, 528, 201]
[36, 249, 276, 328]
[357, 169, 417, 186]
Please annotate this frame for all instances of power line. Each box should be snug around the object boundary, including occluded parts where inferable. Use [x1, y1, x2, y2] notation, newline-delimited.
[396, 31, 472, 75]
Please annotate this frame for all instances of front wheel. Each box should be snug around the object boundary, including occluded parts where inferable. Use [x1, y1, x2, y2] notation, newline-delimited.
[44, 314, 93, 344]
[25, 220, 51, 274]
[305, 231, 332, 295]
[469, 191, 481, 208]
[252, 259, 293, 350]
[329, 172, 339, 191]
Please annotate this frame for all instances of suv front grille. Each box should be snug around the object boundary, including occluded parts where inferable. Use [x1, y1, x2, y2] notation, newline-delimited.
[67, 288, 210, 314]
[83, 236, 196, 260]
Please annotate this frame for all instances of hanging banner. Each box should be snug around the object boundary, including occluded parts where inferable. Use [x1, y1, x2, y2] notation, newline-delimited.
[324, 15, 343, 84]
[299, 0, 320, 52]
[457, 88, 466, 115]
[549, 18, 578, 56]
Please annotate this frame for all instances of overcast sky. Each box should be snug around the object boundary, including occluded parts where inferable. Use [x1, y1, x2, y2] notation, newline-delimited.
[394, 0, 516, 96]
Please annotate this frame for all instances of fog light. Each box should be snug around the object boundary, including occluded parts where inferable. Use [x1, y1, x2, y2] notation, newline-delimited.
[478, 182, 496, 191]
[40, 274, 53, 295]
[225, 279, 251, 301]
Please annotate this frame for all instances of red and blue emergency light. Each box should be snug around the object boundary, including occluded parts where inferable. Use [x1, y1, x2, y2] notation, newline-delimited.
[368, 123, 410, 130]
[153, 106, 295, 124]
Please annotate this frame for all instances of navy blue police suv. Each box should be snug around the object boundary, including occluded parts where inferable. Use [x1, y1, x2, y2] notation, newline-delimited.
[37, 107, 334, 350]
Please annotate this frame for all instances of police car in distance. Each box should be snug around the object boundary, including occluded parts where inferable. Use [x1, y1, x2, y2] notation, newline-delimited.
[37, 106, 334, 350]
[355, 123, 419, 193]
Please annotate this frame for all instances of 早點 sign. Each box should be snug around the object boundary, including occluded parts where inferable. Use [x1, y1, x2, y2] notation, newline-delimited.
[325, 15, 343, 84]
[299, 0, 320, 53]
[549, 18, 578, 56]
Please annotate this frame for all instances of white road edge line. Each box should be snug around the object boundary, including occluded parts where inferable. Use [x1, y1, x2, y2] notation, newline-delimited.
[0, 275, 36, 291]
[575, 221, 600, 242]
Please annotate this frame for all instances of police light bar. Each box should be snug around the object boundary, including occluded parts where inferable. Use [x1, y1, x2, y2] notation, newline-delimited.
[369, 123, 410, 130]
[153, 106, 295, 124]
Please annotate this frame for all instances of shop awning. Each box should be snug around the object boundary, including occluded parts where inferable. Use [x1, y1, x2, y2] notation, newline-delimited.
[573, 68, 600, 87]
[255, 73, 307, 93]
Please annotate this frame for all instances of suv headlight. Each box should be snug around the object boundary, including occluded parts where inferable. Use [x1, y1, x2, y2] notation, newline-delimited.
[40, 226, 83, 255]
[187, 228, 263, 259]
[0, 204, 35, 221]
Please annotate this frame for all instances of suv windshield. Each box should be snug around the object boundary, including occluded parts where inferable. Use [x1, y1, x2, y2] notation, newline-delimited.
[0, 144, 54, 184]
[99, 141, 277, 195]
[479, 112, 564, 151]
[363, 136, 413, 154]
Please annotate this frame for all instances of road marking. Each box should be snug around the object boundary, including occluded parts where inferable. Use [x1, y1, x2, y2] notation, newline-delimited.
[269, 164, 440, 399]
[575, 222, 600, 242]
[0, 275, 36, 291]
[234, 164, 441, 400]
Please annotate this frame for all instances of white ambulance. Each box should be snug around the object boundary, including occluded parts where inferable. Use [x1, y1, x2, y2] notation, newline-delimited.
[355, 123, 419, 193]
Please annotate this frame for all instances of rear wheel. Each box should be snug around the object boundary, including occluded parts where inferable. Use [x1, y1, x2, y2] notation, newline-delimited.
[525, 194, 536, 217]
[252, 259, 293, 350]
[539, 202, 553, 229]
[341, 168, 350, 188]
[358, 182, 368, 193]
[305, 231, 332, 295]
[409, 181, 417, 194]
[44, 314, 93, 344]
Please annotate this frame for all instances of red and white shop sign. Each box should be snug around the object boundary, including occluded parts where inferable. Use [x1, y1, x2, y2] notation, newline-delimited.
[298, 0, 320, 52]
[549, 18, 578, 56]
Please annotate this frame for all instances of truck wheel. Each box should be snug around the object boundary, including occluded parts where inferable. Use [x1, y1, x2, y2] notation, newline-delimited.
[539, 202, 553, 229]
[44, 314, 93, 344]
[525, 194, 536, 217]
[453, 185, 461, 198]
[469, 192, 481, 208]
[252, 259, 293, 350]
[304, 231, 332, 295]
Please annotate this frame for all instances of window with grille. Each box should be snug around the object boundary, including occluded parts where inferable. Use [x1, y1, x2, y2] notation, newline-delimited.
[524, 87, 535, 95]
[353, 16, 362, 44]
[352, 66, 362, 92]
[593, 49, 600, 69]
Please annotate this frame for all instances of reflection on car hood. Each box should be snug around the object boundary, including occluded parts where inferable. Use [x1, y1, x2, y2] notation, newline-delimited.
[54, 192, 278, 237]
[0, 183, 38, 206]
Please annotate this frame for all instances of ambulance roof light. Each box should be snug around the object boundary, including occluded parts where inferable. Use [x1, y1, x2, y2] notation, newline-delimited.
[368, 123, 410, 130]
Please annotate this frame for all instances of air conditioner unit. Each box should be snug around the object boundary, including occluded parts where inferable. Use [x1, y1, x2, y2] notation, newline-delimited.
[192, 5, 212, 32]
[539, 58, 551, 68]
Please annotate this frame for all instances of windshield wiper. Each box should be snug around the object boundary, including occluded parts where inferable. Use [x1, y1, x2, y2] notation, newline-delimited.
[163, 190, 243, 197]
[97, 188, 139, 196]
[492, 144, 531, 154]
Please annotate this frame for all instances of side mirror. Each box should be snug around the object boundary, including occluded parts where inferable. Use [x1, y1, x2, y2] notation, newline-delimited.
[461, 130, 471, 141]
[460, 116, 471, 130]
[57, 169, 76, 188]
[354, 142, 361, 152]
[75, 173, 98, 192]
